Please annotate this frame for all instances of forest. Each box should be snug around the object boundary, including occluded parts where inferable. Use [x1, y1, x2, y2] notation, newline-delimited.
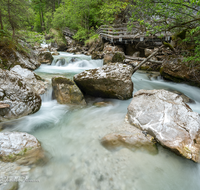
[0, 0, 199, 64]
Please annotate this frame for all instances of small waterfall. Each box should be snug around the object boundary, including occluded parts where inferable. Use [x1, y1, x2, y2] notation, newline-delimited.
[41, 86, 53, 102]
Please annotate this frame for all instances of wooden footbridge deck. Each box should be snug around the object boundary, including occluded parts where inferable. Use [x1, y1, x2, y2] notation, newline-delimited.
[96, 23, 171, 47]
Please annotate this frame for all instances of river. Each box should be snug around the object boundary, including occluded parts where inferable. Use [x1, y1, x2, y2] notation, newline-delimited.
[2, 52, 200, 190]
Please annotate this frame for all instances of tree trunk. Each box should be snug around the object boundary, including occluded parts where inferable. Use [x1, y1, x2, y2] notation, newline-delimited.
[125, 56, 163, 64]
[12, 25, 15, 38]
[132, 45, 164, 74]
[7, 0, 14, 37]
[39, 8, 43, 32]
[41, 9, 45, 31]
[0, 9, 3, 30]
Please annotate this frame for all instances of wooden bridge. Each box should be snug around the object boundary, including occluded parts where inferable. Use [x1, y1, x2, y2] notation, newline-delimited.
[96, 23, 171, 47]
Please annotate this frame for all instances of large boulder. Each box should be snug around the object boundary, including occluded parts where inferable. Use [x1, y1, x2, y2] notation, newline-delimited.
[73, 63, 134, 100]
[0, 132, 45, 165]
[38, 52, 53, 65]
[52, 77, 86, 105]
[127, 89, 200, 162]
[0, 69, 41, 122]
[11, 65, 48, 95]
[101, 122, 157, 154]
[160, 56, 200, 87]
[0, 40, 41, 70]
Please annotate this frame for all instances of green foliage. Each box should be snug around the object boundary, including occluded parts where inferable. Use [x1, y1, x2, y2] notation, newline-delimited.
[17, 30, 45, 46]
[85, 34, 99, 46]
[129, 0, 200, 64]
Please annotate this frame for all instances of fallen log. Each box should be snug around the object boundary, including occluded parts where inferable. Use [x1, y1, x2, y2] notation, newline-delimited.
[125, 56, 163, 64]
[132, 45, 164, 73]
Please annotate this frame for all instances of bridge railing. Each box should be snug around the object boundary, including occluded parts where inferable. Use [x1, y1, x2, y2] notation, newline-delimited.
[96, 23, 172, 45]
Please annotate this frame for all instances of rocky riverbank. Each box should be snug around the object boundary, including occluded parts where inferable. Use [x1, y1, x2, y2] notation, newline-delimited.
[49, 30, 200, 89]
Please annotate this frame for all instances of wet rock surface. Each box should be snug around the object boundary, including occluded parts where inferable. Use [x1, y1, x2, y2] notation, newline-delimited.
[0, 132, 44, 165]
[73, 63, 134, 100]
[52, 77, 86, 105]
[0, 69, 41, 122]
[127, 89, 200, 162]
[101, 122, 157, 154]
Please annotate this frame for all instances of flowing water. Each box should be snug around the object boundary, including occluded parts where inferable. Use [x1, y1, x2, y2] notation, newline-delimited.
[2, 52, 200, 190]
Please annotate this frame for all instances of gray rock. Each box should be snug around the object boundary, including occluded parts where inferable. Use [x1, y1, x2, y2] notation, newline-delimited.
[11, 65, 48, 95]
[0, 69, 41, 122]
[127, 89, 200, 162]
[74, 63, 134, 100]
[52, 77, 86, 105]
[0, 132, 44, 165]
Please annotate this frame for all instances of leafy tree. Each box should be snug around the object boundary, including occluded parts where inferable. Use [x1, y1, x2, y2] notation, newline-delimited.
[128, 0, 200, 63]
[0, 0, 31, 37]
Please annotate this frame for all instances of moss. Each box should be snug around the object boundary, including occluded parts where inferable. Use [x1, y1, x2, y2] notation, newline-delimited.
[163, 42, 175, 52]
[160, 67, 164, 74]
[112, 52, 125, 63]
[17, 80, 23, 87]
[34, 73, 43, 81]
[53, 77, 74, 85]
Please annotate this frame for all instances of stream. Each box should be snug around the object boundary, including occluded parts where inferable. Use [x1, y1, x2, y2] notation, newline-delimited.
[2, 52, 200, 190]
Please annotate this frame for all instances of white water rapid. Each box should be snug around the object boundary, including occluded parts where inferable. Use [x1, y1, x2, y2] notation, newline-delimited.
[2, 52, 200, 190]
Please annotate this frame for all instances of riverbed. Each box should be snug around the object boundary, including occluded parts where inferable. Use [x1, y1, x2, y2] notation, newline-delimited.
[2, 52, 200, 190]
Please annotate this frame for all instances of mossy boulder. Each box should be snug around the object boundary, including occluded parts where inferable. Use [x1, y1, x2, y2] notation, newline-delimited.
[112, 51, 125, 63]
[73, 63, 134, 100]
[160, 55, 200, 87]
[0, 132, 45, 165]
[52, 77, 86, 105]
[103, 51, 125, 65]
[38, 52, 53, 65]
[0, 37, 40, 70]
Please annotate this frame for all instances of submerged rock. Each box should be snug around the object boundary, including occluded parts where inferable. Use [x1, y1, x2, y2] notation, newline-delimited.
[93, 101, 113, 107]
[1, 182, 19, 190]
[0, 132, 45, 165]
[38, 52, 53, 65]
[0, 69, 41, 122]
[101, 123, 157, 154]
[73, 63, 134, 100]
[52, 77, 86, 105]
[127, 89, 200, 162]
